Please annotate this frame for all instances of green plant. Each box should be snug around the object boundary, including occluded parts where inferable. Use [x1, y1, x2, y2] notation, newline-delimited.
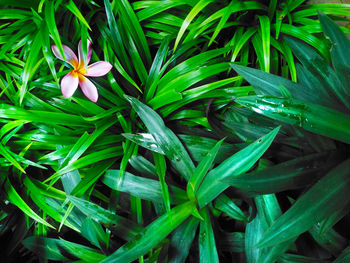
[0, 0, 350, 262]
[135, 0, 350, 78]
[227, 11, 350, 261]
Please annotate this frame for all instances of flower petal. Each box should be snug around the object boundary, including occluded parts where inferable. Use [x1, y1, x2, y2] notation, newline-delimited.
[85, 61, 113, 77]
[78, 39, 92, 66]
[79, 76, 98, 102]
[51, 44, 78, 68]
[61, 72, 79, 98]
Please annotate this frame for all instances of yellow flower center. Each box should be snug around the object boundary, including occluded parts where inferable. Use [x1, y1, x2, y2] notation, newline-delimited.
[71, 62, 87, 78]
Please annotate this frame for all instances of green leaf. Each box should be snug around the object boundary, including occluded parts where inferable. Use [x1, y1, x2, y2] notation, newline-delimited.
[0, 143, 26, 173]
[199, 208, 219, 263]
[258, 16, 270, 72]
[22, 237, 68, 261]
[57, 129, 83, 194]
[229, 28, 256, 62]
[174, 0, 214, 51]
[81, 218, 108, 249]
[317, 205, 350, 236]
[257, 158, 350, 248]
[187, 138, 224, 202]
[284, 36, 350, 110]
[158, 47, 230, 91]
[67, 195, 139, 229]
[124, 132, 242, 164]
[197, 126, 280, 208]
[103, 0, 132, 72]
[20, 29, 42, 103]
[214, 195, 247, 222]
[70, 160, 114, 197]
[125, 96, 195, 180]
[50, 146, 122, 179]
[274, 22, 330, 60]
[294, 62, 336, 110]
[31, 179, 66, 201]
[40, 21, 58, 82]
[208, 0, 236, 46]
[279, 253, 329, 263]
[65, 0, 91, 30]
[122, 133, 165, 154]
[318, 11, 350, 107]
[309, 223, 347, 255]
[254, 194, 294, 263]
[102, 170, 187, 204]
[245, 215, 265, 263]
[145, 37, 170, 101]
[23, 177, 78, 232]
[0, 8, 31, 19]
[23, 236, 105, 262]
[221, 153, 329, 195]
[161, 76, 243, 117]
[100, 201, 195, 263]
[318, 11, 350, 70]
[59, 238, 106, 262]
[271, 38, 297, 81]
[60, 119, 118, 170]
[230, 64, 315, 103]
[334, 246, 350, 263]
[236, 95, 350, 144]
[169, 217, 199, 263]
[4, 179, 54, 229]
[268, 0, 277, 18]
[0, 104, 90, 127]
[135, 0, 189, 22]
[153, 152, 171, 213]
[219, 232, 245, 253]
[117, 0, 152, 65]
[44, 1, 64, 59]
[129, 155, 157, 177]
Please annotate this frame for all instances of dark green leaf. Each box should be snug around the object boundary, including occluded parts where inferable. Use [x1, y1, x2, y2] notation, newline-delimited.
[125, 96, 195, 180]
[236, 95, 350, 144]
[199, 208, 219, 263]
[257, 158, 350, 247]
[100, 201, 195, 263]
[169, 217, 199, 263]
[197, 126, 280, 208]
[102, 170, 187, 204]
[221, 153, 329, 195]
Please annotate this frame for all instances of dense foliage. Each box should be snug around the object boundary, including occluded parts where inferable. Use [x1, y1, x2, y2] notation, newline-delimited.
[1, 0, 350, 262]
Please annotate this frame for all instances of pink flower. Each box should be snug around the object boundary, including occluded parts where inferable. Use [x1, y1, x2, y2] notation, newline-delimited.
[51, 40, 112, 102]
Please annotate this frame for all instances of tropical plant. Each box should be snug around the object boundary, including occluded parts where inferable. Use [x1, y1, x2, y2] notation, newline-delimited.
[0, 0, 350, 262]
[134, 0, 350, 79]
[227, 11, 350, 262]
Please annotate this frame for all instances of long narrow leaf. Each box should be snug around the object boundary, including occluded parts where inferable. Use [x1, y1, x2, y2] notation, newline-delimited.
[257, 158, 350, 247]
[197, 126, 280, 208]
[125, 96, 195, 180]
[4, 179, 54, 229]
[100, 201, 195, 263]
[236, 95, 350, 144]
